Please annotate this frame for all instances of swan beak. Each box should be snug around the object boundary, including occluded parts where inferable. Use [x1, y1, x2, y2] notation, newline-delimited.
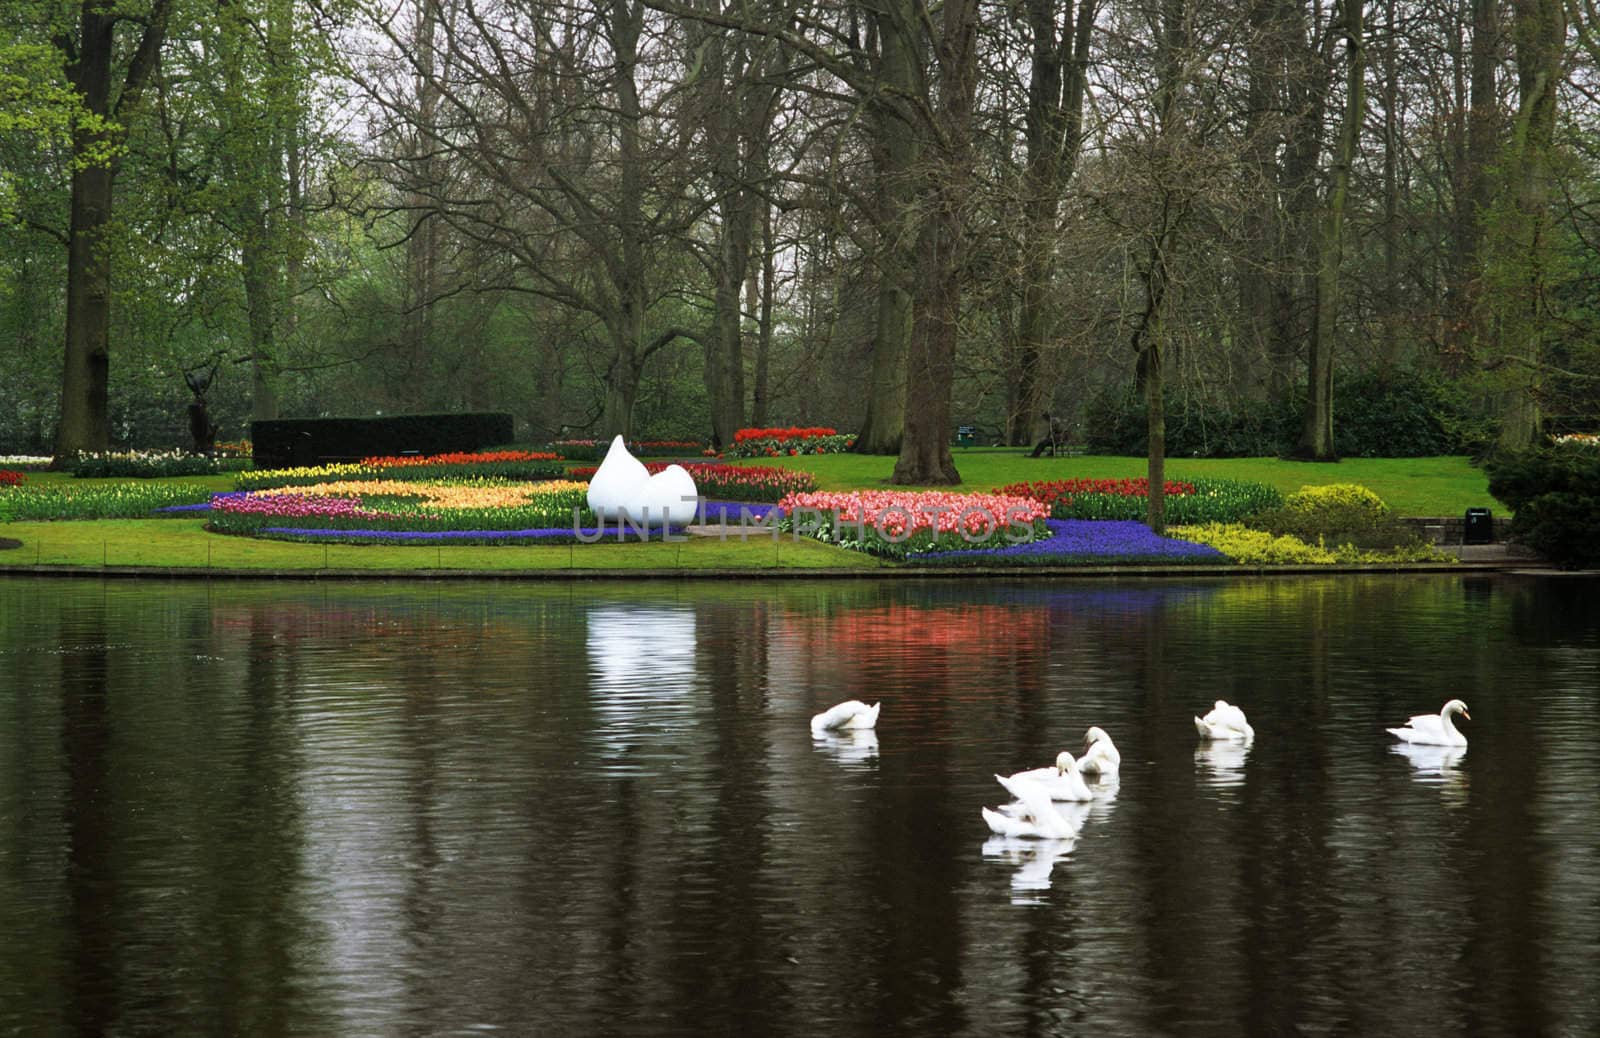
[1461, 709, 1471, 721]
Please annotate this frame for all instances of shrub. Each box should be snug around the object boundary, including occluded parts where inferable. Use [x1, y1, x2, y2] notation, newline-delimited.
[1485, 447, 1600, 568]
[1250, 484, 1398, 546]
[1082, 387, 1298, 457]
[1172, 522, 1449, 565]
[252, 412, 515, 469]
[1082, 370, 1477, 458]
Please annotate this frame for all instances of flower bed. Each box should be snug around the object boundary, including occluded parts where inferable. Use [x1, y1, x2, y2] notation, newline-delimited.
[69, 449, 251, 478]
[907, 519, 1229, 566]
[549, 439, 706, 461]
[774, 490, 1050, 559]
[723, 429, 855, 459]
[1551, 433, 1598, 448]
[0, 470, 25, 488]
[0, 455, 52, 471]
[237, 451, 566, 490]
[1171, 523, 1449, 565]
[565, 462, 817, 503]
[998, 477, 1282, 524]
[209, 479, 592, 539]
[0, 481, 216, 520]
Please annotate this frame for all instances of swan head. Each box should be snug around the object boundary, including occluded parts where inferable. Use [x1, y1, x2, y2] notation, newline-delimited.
[1443, 699, 1471, 721]
[1083, 726, 1108, 749]
[1054, 750, 1077, 774]
[1214, 699, 1229, 712]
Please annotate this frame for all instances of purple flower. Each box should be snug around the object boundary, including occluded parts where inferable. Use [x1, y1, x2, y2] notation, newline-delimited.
[259, 526, 686, 542]
[911, 520, 1226, 564]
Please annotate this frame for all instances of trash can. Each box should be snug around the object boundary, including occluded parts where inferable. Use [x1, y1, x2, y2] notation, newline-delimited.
[956, 425, 975, 446]
[1463, 507, 1494, 545]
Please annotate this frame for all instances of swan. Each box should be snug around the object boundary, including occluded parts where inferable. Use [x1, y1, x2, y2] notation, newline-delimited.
[981, 772, 1082, 840]
[810, 699, 880, 735]
[1077, 726, 1121, 778]
[1006, 751, 1094, 802]
[1387, 699, 1470, 747]
[1194, 699, 1254, 742]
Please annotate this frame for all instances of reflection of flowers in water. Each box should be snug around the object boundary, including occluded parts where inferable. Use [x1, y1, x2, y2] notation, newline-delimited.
[982, 835, 1078, 903]
[1195, 741, 1252, 787]
[812, 728, 879, 768]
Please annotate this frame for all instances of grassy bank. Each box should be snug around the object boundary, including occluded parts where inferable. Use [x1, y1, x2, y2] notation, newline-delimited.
[0, 519, 884, 572]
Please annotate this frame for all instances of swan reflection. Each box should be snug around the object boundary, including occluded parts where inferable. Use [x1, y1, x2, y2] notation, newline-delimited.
[1395, 745, 1465, 802]
[1195, 740, 1252, 787]
[585, 606, 698, 764]
[982, 836, 1078, 901]
[812, 728, 879, 768]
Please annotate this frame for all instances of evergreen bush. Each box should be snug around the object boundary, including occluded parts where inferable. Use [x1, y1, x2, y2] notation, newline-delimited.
[1485, 447, 1600, 568]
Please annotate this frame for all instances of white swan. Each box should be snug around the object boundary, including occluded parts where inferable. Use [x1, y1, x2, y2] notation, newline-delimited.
[810, 699, 880, 735]
[1194, 699, 1254, 742]
[981, 772, 1082, 840]
[1387, 699, 1470, 747]
[1077, 726, 1121, 778]
[1006, 751, 1095, 802]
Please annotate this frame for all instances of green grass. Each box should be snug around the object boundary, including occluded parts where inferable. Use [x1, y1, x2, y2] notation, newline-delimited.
[0, 519, 885, 572]
[731, 450, 1494, 517]
[0, 452, 1497, 576]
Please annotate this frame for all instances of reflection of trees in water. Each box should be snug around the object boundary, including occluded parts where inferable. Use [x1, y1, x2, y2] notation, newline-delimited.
[3, 576, 1599, 1034]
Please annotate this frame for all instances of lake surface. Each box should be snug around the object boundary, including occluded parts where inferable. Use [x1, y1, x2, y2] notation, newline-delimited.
[1, 573, 1597, 1036]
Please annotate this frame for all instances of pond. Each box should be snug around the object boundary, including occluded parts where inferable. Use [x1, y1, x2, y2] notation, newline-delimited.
[1, 573, 1596, 1036]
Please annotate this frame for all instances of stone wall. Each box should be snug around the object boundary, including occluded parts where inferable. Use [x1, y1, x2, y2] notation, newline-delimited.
[1397, 515, 1508, 545]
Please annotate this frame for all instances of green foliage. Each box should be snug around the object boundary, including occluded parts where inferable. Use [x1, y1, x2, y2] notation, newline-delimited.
[0, 481, 214, 521]
[1249, 483, 1416, 549]
[1485, 447, 1600, 568]
[1332, 371, 1472, 457]
[1044, 478, 1283, 524]
[1083, 371, 1479, 459]
[1083, 386, 1298, 457]
[1171, 523, 1450, 565]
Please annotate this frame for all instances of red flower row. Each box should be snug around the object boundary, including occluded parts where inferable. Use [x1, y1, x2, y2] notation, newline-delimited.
[998, 478, 1197, 506]
[732, 426, 838, 443]
[0, 470, 25, 488]
[361, 450, 561, 467]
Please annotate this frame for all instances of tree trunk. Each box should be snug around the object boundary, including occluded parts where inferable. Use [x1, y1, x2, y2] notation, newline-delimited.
[752, 197, 774, 428]
[55, 2, 172, 459]
[890, 0, 980, 485]
[854, 0, 921, 456]
[1296, 0, 1365, 462]
[1494, 0, 1565, 451]
[1007, 0, 1094, 446]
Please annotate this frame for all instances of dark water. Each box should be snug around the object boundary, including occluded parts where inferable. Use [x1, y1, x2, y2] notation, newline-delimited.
[1, 574, 1597, 1037]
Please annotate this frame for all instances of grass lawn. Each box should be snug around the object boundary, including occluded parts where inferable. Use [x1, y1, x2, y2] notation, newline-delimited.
[0, 518, 885, 572]
[730, 449, 1494, 518]
[0, 453, 1498, 576]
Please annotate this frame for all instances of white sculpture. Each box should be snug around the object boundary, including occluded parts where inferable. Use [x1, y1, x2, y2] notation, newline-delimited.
[586, 435, 699, 525]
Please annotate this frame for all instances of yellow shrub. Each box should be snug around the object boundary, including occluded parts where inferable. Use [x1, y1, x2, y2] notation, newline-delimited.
[1172, 522, 1451, 565]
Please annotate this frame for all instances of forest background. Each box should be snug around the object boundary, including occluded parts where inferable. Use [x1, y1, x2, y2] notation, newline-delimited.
[2, 0, 1596, 485]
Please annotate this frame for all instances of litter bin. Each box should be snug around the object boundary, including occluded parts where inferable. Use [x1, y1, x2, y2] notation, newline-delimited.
[956, 425, 975, 446]
[1463, 507, 1494, 545]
